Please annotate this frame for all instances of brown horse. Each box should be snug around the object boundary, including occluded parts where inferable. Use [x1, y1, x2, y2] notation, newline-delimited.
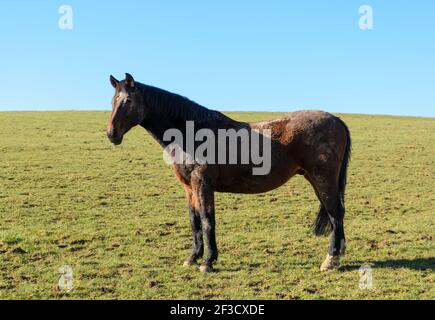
[107, 73, 351, 272]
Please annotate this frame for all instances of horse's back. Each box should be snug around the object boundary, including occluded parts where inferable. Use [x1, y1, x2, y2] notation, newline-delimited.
[250, 110, 338, 132]
[189, 110, 348, 194]
[249, 110, 345, 150]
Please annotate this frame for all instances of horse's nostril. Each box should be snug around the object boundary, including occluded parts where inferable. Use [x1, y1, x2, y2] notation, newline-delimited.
[107, 128, 117, 138]
[107, 127, 122, 144]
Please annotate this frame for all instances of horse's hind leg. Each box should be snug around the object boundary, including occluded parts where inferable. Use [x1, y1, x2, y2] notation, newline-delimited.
[305, 171, 345, 271]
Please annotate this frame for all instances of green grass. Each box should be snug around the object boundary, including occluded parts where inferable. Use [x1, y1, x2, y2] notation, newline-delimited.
[0, 111, 434, 300]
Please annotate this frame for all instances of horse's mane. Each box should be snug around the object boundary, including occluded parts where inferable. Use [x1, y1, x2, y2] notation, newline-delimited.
[138, 83, 226, 124]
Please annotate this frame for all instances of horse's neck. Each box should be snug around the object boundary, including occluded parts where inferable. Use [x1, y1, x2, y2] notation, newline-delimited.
[140, 113, 181, 148]
[137, 84, 242, 147]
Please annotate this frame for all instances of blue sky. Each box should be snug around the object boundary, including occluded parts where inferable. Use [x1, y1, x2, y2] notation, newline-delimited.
[0, 1, 434, 116]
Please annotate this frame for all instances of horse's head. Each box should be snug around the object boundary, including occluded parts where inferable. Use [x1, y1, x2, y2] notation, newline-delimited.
[107, 73, 145, 145]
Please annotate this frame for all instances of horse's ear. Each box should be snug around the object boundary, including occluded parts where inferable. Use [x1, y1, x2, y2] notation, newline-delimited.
[110, 75, 119, 88]
[125, 73, 135, 88]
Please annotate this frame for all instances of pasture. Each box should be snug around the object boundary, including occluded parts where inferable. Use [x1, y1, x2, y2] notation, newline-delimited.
[0, 111, 434, 299]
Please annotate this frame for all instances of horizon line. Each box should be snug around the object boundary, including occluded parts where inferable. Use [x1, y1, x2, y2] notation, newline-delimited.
[0, 107, 434, 119]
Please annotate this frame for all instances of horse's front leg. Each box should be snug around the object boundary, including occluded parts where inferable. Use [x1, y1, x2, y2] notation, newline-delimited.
[183, 205, 204, 266]
[193, 181, 218, 273]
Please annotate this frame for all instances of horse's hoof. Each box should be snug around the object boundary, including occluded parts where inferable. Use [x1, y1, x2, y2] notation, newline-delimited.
[320, 254, 340, 271]
[199, 264, 213, 273]
[183, 260, 194, 267]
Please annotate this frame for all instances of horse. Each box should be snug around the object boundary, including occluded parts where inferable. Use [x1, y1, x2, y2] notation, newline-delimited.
[106, 73, 351, 272]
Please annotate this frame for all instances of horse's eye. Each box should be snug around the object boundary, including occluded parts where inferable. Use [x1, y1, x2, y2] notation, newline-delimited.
[123, 99, 132, 111]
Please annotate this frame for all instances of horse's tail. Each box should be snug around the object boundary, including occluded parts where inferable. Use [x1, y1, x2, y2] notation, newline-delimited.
[337, 119, 351, 208]
[313, 205, 331, 236]
[313, 118, 351, 236]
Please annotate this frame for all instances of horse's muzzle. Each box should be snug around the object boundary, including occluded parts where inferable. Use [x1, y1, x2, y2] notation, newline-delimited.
[107, 128, 123, 145]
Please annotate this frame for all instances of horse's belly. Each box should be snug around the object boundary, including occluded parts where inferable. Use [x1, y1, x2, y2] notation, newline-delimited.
[215, 165, 296, 194]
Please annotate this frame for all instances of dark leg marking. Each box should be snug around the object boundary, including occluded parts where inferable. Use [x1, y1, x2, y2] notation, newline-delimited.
[184, 206, 204, 266]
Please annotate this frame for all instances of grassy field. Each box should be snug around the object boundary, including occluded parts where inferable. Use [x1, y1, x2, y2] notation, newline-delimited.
[0, 111, 434, 300]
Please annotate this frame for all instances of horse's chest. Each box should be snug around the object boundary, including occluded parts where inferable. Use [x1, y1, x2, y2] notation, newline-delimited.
[172, 165, 194, 186]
